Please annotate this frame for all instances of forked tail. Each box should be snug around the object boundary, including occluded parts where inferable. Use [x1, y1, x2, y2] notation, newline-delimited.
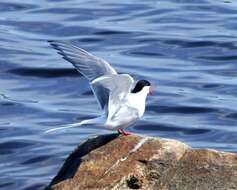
[44, 120, 86, 134]
[44, 117, 103, 134]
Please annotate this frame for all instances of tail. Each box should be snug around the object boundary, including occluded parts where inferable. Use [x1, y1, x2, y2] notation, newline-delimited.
[44, 117, 104, 134]
[44, 122, 83, 134]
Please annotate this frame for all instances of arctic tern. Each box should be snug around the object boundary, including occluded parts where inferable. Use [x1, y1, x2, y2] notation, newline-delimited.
[46, 41, 153, 135]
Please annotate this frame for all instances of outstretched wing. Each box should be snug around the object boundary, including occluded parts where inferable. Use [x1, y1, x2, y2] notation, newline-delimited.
[48, 41, 117, 81]
[49, 41, 117, 81]
[92, 74, 134, 119]
[48, 40, 117, 109]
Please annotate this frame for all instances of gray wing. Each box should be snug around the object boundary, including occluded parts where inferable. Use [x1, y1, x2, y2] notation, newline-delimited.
[92, 74, 134, 119]
[48, 40, 117, 81]
[48, 40, 117, 110]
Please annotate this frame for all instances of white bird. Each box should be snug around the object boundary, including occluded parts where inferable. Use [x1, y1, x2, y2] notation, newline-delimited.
[46, 41, 153, 135]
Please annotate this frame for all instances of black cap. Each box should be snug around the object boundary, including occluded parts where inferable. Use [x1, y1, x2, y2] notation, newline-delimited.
[131, 80, 151, 93]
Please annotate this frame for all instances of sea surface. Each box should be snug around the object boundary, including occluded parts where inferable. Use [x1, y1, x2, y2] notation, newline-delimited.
[0, 0, 237, 189]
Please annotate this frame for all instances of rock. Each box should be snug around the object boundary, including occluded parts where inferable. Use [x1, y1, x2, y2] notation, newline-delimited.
[47, 134, 237, 190]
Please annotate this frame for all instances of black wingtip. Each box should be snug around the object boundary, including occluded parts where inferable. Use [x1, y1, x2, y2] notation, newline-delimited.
[48, 40, 55, 48]
[48, 40, 60, 51]
[48, 40, 58, 45]
[48, 40, 69, 49]
[48, 40, 63, 46]
[48, 41, 67, 59]
[48, 40, 53, 43]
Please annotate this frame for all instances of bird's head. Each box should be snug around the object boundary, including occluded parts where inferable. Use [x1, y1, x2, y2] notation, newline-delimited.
[131, 80, 154, 96]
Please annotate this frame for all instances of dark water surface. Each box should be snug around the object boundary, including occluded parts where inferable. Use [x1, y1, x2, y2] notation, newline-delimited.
[1, 0, 237, 189]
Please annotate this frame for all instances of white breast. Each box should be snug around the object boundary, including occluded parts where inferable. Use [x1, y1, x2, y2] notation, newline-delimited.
[127, 87, 149, 118]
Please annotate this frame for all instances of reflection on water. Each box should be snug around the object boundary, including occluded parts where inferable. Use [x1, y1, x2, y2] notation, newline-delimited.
[0, 0, 237, 189]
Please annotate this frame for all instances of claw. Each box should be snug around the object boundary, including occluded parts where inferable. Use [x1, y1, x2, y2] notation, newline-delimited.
[117, 129, 132, 136]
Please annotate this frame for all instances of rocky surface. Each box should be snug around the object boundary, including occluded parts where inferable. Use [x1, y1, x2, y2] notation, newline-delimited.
[47, 134, 237, 190]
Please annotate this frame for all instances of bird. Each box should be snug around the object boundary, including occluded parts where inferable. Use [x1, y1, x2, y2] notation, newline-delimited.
[46, 40, 153, 135]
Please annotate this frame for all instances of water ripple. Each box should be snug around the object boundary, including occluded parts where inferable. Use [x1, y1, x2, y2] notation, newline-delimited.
[147, 105, 216, 114]
[134, 123, 211, 135]
[1, 0, 237, 189]
[7, 68, 80, 78]
[0, 2, 37, 12]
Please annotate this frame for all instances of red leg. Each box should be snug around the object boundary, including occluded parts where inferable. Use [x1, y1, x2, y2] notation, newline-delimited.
[117, 129, 132, 136]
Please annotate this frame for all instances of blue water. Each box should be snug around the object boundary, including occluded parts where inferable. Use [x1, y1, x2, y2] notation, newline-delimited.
[1, 0, 237, 189]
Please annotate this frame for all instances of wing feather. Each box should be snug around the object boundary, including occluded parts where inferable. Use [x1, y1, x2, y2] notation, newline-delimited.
[48, 40, 117, 109]
[48, 40, 117, 81]
[92, 74, 134, 119]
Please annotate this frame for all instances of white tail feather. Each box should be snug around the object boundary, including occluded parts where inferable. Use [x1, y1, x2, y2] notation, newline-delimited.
[44, 117, 105, 134]
[44, 122, 82, 134]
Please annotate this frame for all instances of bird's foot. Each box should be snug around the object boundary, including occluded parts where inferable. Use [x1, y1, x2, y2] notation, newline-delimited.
[117, 129, 132, 136]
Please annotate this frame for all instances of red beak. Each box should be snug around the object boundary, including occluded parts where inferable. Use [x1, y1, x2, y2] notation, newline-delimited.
[148, 86, 155, 96]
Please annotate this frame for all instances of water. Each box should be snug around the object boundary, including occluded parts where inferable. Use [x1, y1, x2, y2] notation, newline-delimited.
[0, 0, 237, 189]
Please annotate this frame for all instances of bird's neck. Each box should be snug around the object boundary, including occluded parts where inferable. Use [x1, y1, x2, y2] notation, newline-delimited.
[128, 91, 148, 117]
